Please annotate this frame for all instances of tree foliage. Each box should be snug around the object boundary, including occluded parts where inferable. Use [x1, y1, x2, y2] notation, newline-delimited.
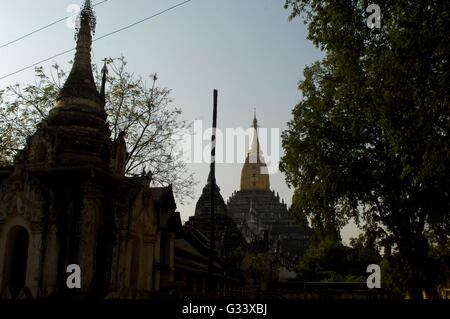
[296, 236, 380, 282]
[0, 56, 195, 202]
[281, 1, 449, 297]
[241, 252, 279, 295]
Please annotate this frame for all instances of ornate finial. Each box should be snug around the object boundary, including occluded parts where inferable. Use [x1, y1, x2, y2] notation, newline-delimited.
[101, 59, 108, 75]
[252, 109, 258, 129]
[75, 0, 96, 40]
[100, 59, 108, 98]
[141, 167, 153, 186]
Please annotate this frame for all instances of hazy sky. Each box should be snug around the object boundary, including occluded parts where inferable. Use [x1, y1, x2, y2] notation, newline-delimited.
[0, 0, 359, 243]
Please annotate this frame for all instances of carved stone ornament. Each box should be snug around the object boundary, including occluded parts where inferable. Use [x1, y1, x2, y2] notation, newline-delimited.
[0, 173, 46, 225]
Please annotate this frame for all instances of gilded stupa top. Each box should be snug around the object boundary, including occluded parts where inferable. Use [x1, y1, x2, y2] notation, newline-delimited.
[239, 113, 270, 191]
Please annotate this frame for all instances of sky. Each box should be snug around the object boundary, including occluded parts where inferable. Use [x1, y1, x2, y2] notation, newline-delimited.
[0, 0, 360, 244]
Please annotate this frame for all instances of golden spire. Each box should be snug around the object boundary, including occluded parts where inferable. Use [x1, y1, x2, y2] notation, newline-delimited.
[239, 112, 270, 191]
[248, 109, 260, 161]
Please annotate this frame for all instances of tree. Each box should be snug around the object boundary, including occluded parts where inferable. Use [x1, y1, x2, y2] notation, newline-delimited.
[0, 90, 16, 166]
[241, 253, 278, 296]
[381, 236, 450, 298]
[281, 1, 449, 298]
[0, 56, 195, 202]
[295, 237, 380, 282]
[291, 187, 344, 244]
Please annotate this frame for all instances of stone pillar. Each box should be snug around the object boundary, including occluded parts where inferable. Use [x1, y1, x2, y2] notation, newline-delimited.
[107, 227, 120, 292]
[124, 238, 133, 289]
[154, 231, 161, 263]
[129, 235, 142, 292]
[154, 270, 160, 292]
[116, 229, 129, 290]
[216, 280, 220, 297]
[77, 183, 102, 293]
[168, 232, 175, 282]
[202, 275, 206, 294]
[0, 223, 7, 293]
[193, 276, 197, 293]
[153, 231, 161, 291]
[26, 228, 44, 298]
[141, 234, 155, 291]
[42, 224, 59, 297]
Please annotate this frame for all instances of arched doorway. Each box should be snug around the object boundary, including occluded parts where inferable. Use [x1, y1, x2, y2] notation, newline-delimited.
[3, 226, 29, 297]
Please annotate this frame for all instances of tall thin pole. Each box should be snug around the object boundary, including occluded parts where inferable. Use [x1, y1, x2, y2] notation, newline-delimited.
[208, 89, 218, 294]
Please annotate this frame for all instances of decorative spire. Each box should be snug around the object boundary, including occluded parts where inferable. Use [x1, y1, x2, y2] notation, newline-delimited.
[239, 113, 270, 191]
[206, 168, 220, 190]
[75, 0, 96, 40]
[207, 169, 213, 184]
[100, 60, 108, 99]
[56, 0, 102, 110]
[248, 111, 261, 163]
